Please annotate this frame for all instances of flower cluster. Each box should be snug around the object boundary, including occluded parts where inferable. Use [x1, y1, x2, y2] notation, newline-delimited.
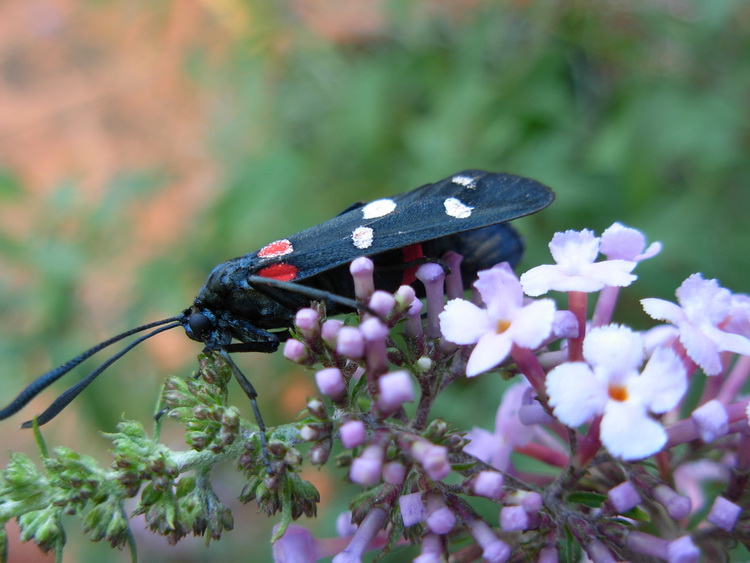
[274, 223, 750, 562]
[3, 222, 750, 563]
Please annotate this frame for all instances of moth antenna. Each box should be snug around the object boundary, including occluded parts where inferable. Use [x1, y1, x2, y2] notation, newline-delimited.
[0, 315, 182, 421]
[20, 320, 182, 427]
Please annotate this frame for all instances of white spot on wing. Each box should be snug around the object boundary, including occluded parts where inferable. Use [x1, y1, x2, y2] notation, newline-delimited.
[451, 175, 477, 189]
[351, 226, 374, 249]
[362, 199, 397, 219]
[444, 197, 473, 219]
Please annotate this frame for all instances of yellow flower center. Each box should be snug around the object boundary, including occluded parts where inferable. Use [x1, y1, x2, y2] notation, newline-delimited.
[496, 319, 511, 334]
[608, 385, 628, 402]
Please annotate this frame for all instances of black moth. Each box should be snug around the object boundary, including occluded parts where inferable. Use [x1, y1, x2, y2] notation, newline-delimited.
[0, 170, 554, 434]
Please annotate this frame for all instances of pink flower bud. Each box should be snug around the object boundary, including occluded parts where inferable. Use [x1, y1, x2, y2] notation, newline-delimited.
[350, 257, 375, 302]
[315, 368, 346, 401]
[376, 371, 414, 414]
[340, 420, 366, 449]
[283, 339, 311, 364]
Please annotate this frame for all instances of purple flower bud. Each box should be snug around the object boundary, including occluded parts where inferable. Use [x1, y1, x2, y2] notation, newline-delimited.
[411, 441, 450, 481]
[500, 505, 529, 532]
[399, 492, 426, 526]
[361, 317, 389, 375]
[626, 531, 667, 559]
[333, 507, 387, 563]
[538, 546, 558, 563]
[483, 541, 511, 563]
[551, 310, 579, 339]
[382, 461, 406, 485]
[336, 327, 365, 359]
[336, 511, 357, 536]
[315, 368, 347, 401]
[425, 493, 455, 534]
[272, 524, 318, 563]
[376, 371, 414, 414]
[442, 251, 465, 300]
[608, 481, 641, 513]
[321, 319, 344, 345]
[472, 471, 504, 500]
[350, 257, 375, 302]
[416, 262, 446, 338]
[707, 496, 741, 531]
[404, 296, 424, 339]
[654, 484, 691, 519]
[395, 285, 417, 312]
[295, 308, 320, 340]
[283, 339, 311, 364]
[468, 520, 510, 562]
[666, 535, 699, 563]
[369, 290, 396, 318]
[691, 399, 729, 442]
[521, 491, 543, 514]
[349, 444, 384, 486]
[585, 539, 616, 563]
[339, 420, 366, 449]
[414, 533, 442, 563]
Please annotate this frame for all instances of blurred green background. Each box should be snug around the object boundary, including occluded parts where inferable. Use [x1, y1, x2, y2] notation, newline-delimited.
[0, 0, 748, 561]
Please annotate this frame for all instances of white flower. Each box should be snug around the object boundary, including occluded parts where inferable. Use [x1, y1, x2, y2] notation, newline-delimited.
[642, 273, 750, 375]
[439, 263, 555, 376]
[521, 229, 637, 296]
[599, 222, 662, 262]
[546, 325, 687, 460]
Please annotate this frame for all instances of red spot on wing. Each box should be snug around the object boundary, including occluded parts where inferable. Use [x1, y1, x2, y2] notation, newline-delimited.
[258, 239, 294, 258]
[257, 263, 299, 281]
[401, 243, 425, 285]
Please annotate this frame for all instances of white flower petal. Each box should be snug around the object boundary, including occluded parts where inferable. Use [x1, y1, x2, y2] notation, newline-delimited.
[641, 298, 688, 325]
[600, 223, 647, 260]
[508, 299, 556, 349]
[520, 265, 562, 296]
[600, 223, 662, 262]
[584, 259, 637, 288]
[547, 273, 610, 293]
[546, 363, 607, 427]
[601, 401, 667, 460]
[474, 263, 523, 316]
[549, 229, 600, 266]
[466, 332, 512, 376]
[677, 273, 732, 323]
[704, 325, 750, 356]
[583, 325, 644, 373]
[642, 325, 679, 355]
[726, 294, 750, 339]
[439, 299, 492, 345]
[633, 347, 687, 413]
[638, 241, 662, 261]
[679, 323, 722, 375]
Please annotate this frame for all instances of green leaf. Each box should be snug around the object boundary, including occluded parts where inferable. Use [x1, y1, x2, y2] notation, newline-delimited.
[566, 491, 607, 508]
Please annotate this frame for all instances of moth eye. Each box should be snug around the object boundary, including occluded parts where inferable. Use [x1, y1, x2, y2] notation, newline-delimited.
[188, 312, 212, 337]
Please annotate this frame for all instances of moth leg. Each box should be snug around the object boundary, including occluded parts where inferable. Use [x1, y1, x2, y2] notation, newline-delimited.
[217, 348, 272, 474]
